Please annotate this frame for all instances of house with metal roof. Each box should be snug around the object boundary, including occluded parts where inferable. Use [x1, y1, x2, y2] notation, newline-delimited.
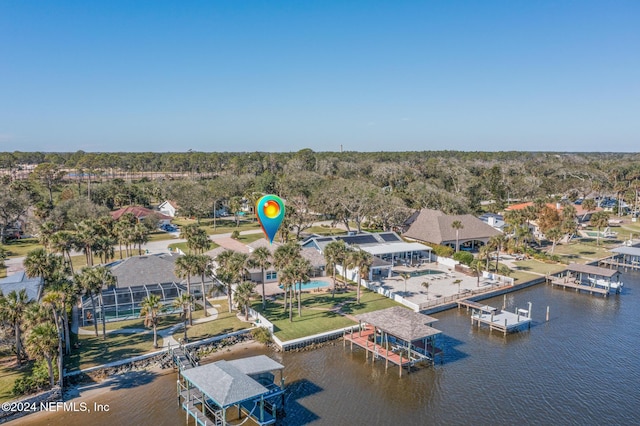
[403, 209, 501, 252]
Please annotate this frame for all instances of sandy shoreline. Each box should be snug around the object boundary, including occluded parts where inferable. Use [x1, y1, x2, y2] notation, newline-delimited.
[3, 340, 269, 425]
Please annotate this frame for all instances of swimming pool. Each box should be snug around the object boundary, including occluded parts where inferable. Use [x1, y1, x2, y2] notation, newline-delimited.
[279, 280, 331, 291]
[393, 269, 444, 278]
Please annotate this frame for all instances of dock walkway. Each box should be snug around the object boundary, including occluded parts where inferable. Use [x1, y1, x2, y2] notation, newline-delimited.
[470, 309, 532, 336]
[548, 278, 609, 296]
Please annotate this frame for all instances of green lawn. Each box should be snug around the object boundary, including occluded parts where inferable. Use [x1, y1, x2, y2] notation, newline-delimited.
[66, 332, 162, 371]
[0, 354, 35, 403]
[0, 267, 6, 278]
[79, 309, 205, 333]
[549, 241, 614, 262]
[255, 288, 402, 341]
[513, 260, 567, 275]
[510, 270, 545, 284]
[2, 239, 42, 258]
[175, 300, 247, 341]
[234, 233, 264, 244]
[305, 226, 347, 236]
[168, 241, 220, 254]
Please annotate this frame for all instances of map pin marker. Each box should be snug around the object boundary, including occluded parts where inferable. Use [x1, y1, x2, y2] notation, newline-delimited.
[256, 195, 285, 244]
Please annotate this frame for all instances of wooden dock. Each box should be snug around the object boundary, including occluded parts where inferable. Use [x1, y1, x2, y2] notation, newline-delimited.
[599, 258, 640, 271]
[344, 327, 414, 368]
[548, 278, 609, 296]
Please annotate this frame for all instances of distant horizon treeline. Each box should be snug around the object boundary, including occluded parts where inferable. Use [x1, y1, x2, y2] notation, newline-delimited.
[1, 149, 640, 232]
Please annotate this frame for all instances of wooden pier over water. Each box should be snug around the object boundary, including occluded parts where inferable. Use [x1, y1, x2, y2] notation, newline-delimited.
[547, 263, 623, 297]
[344, 307, 443, 376]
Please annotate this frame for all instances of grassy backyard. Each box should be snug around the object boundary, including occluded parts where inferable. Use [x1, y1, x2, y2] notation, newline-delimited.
[175, 300, 247, 341]
[66, 332, 162, 371]
[254, 288, 402, 341]
[0, 350, 36, 403]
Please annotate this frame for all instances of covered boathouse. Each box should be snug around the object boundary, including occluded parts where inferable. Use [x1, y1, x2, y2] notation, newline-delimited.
[344, 306, 443, 376]
[549, 263, 623, 295]
[178, 355, 285, 425]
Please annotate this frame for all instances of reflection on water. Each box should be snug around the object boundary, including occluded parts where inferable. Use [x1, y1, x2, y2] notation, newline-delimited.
[10, 271, 640, 426]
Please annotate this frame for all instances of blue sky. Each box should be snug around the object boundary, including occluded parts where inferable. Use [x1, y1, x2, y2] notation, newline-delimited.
[1, 1, 638, 153]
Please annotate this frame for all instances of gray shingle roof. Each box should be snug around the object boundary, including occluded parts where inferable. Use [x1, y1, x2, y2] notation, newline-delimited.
[247, 238, 282, 253]
[355, 306, 441, 342]
[182, 360, 267, 407]
[227, 355, 284, 375]
[567, 263, 620, 278]
[301, 248, 326, 268]
[0, 272, 43, 302]
[403, 209, 501, 244]
[108, 253, 181, 287]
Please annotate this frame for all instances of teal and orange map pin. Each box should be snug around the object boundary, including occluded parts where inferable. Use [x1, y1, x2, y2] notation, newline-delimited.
[255, 195, 285, 244]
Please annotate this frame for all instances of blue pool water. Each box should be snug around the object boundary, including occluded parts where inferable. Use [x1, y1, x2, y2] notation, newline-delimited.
[279, 280, 331, 290]
[393, 269, 444, 278]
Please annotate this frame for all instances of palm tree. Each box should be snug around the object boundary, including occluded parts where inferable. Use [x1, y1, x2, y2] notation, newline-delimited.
[25, 322, 59, 387]
[193, 254, 213, 315]
[421, 281, 430, 298]
[350, 249, 372, 303]
[488, 234, 506, 271]
[41, 291, 65, 387]
[281, 264, 297, 322]
[49, 231, 76, 275]
[90, 266, 117, 338]
[590, 211, 610, 246]
[470, 259, 484, 287]
[248, 246, 272, 309]
[234, 281, 256, 321]
[75, 267, 102, 338]
[0, 289, 32, 365]
[24, 248, 59, 287]
[140, 294, 164, 348]
[291, 257, 312, 317]
[451, 220, 464, 252]
[172, 293, 192, 343]
[323, 241, 340, 298]
[74, 220, 100, 266]
[546, 227, 563, 253]
[581, 198, 597, 222]
[400, 272, 411, 295]
[175, 254, 200, 324]
[186, 228, 211, 255]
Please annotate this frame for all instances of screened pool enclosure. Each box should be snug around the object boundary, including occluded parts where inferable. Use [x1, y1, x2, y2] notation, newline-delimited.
[80, 282, 187, 326]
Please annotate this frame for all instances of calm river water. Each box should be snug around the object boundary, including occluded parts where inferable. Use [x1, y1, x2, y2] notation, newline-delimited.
[13, 271, 640, 426]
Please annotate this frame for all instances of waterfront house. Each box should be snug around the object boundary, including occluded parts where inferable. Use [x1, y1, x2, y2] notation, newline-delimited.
[403, 209, 501, 252]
